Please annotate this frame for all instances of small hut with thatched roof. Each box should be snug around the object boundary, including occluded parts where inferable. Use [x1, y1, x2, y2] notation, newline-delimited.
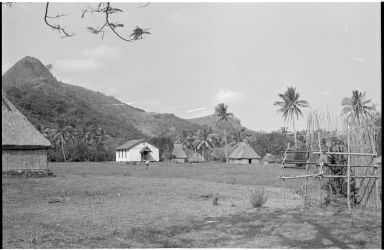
[189, 152, 205, 164]
[262, 153, 276, 165]
[171, 144, 188, 163]
[2, 90, 51, 172]
[229, 142, 261, 164]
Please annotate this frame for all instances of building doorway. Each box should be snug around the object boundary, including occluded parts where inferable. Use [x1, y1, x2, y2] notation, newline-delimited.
[140, 146, 153, 161]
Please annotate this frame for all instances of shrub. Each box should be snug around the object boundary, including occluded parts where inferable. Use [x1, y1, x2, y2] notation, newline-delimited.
[249, 187, 268, 208]
[212, 193, 219, 205]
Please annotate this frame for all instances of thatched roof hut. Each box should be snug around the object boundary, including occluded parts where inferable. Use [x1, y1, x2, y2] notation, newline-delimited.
[2, 90, 51, 172]
[189, 152, 205, 164]
[229, 142, 261, 164]
[171, 144, 188, 163]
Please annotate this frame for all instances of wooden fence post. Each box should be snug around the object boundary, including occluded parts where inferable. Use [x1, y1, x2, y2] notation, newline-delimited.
[347, 125, 351, 210]
[317, 131, 322, 205]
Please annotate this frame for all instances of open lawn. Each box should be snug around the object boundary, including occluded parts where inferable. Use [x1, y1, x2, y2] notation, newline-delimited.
[2, 162, 382, 248]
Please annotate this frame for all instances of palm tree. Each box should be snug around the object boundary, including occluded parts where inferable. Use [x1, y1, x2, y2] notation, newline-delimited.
[193, 126, 219, 159]
[75, 124, 95, 146]
[341, 90, 374, 125]
[274, 86, 309, 148]
[231, 127, 250, 145]
[215, 103, 234, 164]
[341, 90, 377, 156]
[46, 121, 74, 162]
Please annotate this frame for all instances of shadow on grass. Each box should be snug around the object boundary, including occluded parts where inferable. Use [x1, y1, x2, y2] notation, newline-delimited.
[5, 207, 380, 248]
[118, 208, 381, 248]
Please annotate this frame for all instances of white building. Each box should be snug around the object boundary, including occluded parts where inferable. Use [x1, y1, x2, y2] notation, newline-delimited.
[116, 139, 159, 162]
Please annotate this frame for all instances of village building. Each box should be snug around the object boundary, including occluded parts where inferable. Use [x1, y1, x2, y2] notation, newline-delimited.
[228, 142, 261, 164]
[2, 90, 51, 172]
[171, 144, 188, 163]
[116, 139, 159, 162]
[262, 153, 276, 165]
[189, 152, 205, 164]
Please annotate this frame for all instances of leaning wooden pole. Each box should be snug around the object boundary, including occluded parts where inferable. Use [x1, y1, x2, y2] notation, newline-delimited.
[347, 125, 351, 210]
[304, 160, 309, 208]
[281, 143, 289, 212]
[317, 131, 323, 204]
[370, 126, 380, 210]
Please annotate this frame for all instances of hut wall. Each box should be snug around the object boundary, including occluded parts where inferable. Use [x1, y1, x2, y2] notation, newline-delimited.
[230, 159, 260, 164]
[251, 159, 261, 164]
[2, 149, 48, 172]
[229, 159, 248, 164]
[171, 158, 186, 163]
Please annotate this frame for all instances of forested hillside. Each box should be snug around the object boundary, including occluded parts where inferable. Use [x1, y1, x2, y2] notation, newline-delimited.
[2, 56, 200, 161]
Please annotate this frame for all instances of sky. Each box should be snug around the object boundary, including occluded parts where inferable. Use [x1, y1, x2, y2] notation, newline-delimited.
[2, 2, 381, 132]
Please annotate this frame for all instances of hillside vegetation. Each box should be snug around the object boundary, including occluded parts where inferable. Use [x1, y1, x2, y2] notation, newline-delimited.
[2, 56, 296, 162]
[2, 56, 202, 160]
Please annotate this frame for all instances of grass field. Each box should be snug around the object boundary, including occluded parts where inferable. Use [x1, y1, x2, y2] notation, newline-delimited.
[2, 162, 382, 248]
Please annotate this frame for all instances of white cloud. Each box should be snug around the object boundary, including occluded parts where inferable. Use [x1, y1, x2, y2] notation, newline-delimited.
[183, 109, 212, 119]
[214, 90, 244, 103]
[55, 59, 100, 72]
[82, 46, 122, 59]
[126, 98, 151, 105]
[2, 61, 11, 74]
[351, 56, 365, 63]
[186, 107, 207, 113]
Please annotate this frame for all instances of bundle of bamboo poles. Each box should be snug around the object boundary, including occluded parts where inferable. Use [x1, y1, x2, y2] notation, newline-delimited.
[279, 109, 381, 210]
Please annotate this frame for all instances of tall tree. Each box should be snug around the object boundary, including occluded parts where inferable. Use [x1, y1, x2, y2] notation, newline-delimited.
[193, 126, 218, 159]
[45, 120, 74, 162]
[215, 103, 234, 164]
[341, 90, 377, 155]
[231, 127, 250, 145]
[274, 86, 309, 148]
[341, 90, 374, 125]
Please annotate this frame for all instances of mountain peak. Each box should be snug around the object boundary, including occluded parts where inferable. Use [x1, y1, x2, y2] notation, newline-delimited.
[15, 56, 53, 76]
[2, 56, 56, 90]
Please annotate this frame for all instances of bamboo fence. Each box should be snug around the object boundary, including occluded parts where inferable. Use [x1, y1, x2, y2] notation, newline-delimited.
[279, 126, 381, 210]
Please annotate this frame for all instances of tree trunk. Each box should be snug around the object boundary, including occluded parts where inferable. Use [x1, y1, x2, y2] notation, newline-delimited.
[61, 141, 67, 162]
[293, 120, 297, 149]
[202, 145, 205, 160]
[224, 128, 228, 164]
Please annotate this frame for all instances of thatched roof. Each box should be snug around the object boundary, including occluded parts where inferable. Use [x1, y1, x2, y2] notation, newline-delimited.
[262, 153, 275, 163]
[189, 152, 205, 163]
[2, 90, 51, 149]
[172, 144, 187, 159]
[229, 142, 261, 159]
[116, 139, 146, 150]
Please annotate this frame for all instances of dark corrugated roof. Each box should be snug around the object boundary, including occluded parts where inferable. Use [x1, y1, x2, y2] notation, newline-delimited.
[229, 142, 260, 159]
[2, 90, 51, 149]
[116, 139, 146, 150]
[172, 144, 187, 159]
